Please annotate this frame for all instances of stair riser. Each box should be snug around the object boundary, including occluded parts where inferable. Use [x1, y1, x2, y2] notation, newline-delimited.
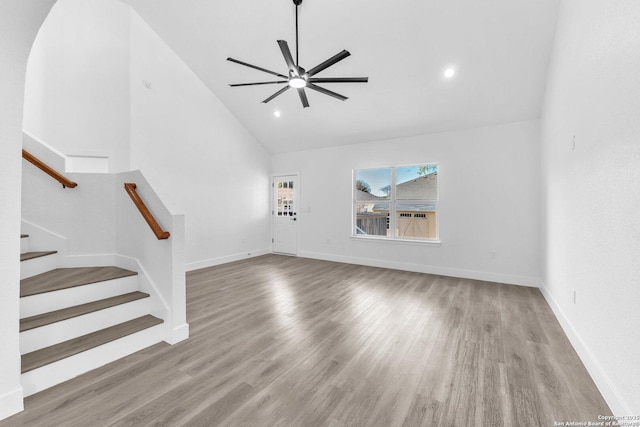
[21, 323, 165, 397]
[20, 237, 29, 255]
[20, 254, 58, 279]
[21, 276, 139, 318]
[20, 298, 152, 354]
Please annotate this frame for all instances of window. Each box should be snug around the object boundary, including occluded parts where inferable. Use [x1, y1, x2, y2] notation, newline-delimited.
[277, 180, 295, 216]
[353, 164, 438, 241]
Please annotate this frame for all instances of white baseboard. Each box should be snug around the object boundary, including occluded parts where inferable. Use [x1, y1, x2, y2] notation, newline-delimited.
[297, 250, 541, 287]
[0, 386, 24, 421]
[165, 323, 190, 345]
[539, 283, 630, 416]
[57, 253, 119, 268]
[186, 248, 271, 271]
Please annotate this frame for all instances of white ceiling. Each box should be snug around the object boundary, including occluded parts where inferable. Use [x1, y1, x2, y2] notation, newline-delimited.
[122, 0, 560, 153]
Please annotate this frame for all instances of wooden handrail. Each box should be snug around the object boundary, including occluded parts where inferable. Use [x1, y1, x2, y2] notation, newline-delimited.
[124, 183, 170, 240]
[22, 149, 77, 188]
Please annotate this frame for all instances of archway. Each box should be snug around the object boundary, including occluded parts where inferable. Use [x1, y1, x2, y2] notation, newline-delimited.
[0, 0, 58, 420]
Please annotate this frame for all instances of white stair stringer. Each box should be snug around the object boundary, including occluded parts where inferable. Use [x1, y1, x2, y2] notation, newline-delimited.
[21, 322, 165, 397]
[20, 253, 58, 279]
[20, 297, 152, 354]
[20, 275, 139, 318]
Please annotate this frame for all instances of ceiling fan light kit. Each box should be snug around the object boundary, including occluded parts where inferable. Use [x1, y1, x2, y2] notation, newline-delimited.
[227, 0, 368, 108]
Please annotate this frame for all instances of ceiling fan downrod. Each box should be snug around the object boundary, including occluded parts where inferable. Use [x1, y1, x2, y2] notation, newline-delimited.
[294, 0, 302, 66]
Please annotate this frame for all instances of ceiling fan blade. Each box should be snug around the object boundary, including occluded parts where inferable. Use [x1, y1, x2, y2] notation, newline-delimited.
[308, 77, 368, 83]
[227, 57, 288, 79]
[262, 85, 291, 104]
[297, 88, 310, 108]
[277, 40, 297, 75]
[307, 83, 348, 101]
[307, 50, 351, 77]
[230, 81, 288, 87]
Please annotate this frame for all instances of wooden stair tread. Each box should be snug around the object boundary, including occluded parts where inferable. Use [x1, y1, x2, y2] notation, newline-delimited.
[20, 266, 138, 297]
[20, 291, 150, 332]
[22, 315, 163, 373]
[20, 251, 57, 262]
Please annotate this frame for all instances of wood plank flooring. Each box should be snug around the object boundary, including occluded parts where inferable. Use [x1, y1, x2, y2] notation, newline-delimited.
[2, 255, 611, 426]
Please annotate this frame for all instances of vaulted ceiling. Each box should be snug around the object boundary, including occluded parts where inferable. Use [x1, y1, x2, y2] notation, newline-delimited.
[122, 0, 560, 153]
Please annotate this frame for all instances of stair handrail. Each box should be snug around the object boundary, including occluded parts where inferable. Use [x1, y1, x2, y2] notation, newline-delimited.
[124, 183, 170, 240]
[22, 149, 78, 188]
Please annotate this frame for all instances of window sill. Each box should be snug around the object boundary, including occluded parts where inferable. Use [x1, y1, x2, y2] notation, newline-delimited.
[350, 235, 442, 246]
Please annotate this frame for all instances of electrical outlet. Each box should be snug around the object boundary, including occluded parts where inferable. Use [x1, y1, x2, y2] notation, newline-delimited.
[571, 135, 576, 151]
[490, 251, 497, 259]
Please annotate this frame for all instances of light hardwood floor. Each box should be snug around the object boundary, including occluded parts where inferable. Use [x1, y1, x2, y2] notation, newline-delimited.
[2, 255, 610, 426]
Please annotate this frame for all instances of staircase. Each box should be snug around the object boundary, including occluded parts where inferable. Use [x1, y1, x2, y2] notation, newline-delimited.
[19, 233, 165, 396]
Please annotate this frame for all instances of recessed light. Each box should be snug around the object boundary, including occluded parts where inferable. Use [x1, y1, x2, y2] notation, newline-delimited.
[444, 68, 456, 79]
[274, 110, 281, 118]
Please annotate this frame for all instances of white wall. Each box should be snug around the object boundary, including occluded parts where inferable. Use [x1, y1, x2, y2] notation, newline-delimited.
[540, 0, 640, 415]
[129, 11, 272, 269]
[271, 120, 541, 286]
[23, 0, 131, 172]
[0, 0, 56, 420]
[22, 169, 117, 255]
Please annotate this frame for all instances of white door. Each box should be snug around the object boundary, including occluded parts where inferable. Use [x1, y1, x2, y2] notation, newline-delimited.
[273, 175, 298, 255]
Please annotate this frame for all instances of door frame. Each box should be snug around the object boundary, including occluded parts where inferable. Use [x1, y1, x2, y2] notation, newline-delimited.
[271, 173, 300, 255]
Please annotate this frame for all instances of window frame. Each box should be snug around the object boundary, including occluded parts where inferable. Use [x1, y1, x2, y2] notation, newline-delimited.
[352, 163, 440, 244]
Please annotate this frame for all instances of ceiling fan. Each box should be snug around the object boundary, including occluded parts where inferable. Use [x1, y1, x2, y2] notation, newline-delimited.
[227, 0, 368, 108]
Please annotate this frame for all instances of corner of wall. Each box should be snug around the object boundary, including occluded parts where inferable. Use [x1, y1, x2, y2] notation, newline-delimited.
[539, 282, 630, 415]
[185, 248, 272, 272]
